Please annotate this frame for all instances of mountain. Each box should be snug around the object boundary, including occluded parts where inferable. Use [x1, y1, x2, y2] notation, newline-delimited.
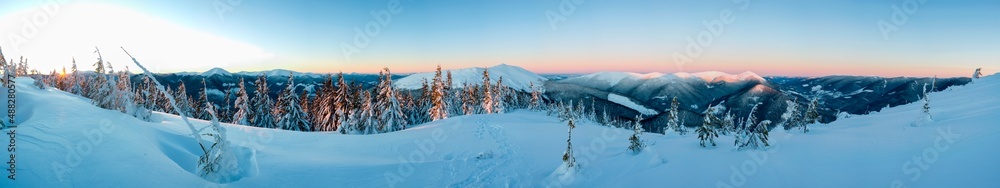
[393, 64, 546, 91]
[234, 69, 326, 78]
[547, 71, 971, 133]
[6, 74, 999, 187]
[201, 67, 232, 77]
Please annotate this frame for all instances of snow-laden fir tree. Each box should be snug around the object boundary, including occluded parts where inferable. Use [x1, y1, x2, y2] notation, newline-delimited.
[697, 106, 721, 147]
[196, 78, 212, 120]
[219, 89, 233, 123]
[333, 72, 350, 132]
[174, 82, 196, 117]
[276, 74, 312, 131]
[251, 75, 278, 129]
[736, 104, 770, 150]
[494, 76, 507, 113]
[481, 69, 495, 114]
[428, 65, 449, 120]
[805, 98, 820, 125]
[376, 68, 408, 132]
[781, 98, 807, 132]
[310, 75, 336, 131]
[231, 78, 252, 125]
[69, 58, 83, 95]
[914, 77, 936, 126]
[666, 96, 684, 134]
[529, 82, 543, 111]
[973, 68, 983, 79]
[562, 112, 577, 168]
[628, 115, 646, 154]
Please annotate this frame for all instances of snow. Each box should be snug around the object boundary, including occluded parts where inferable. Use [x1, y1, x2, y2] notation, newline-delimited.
[571, 71, 767, 86]
[607, 93, 660, 115]
[4, 74, 1000, 187]
[201, 67, 232, 77]
[393, 64, 547, 91]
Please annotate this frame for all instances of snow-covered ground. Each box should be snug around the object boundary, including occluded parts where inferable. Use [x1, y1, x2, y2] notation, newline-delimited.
[3, 74, 999, 187]
[607, 93, 660, 115]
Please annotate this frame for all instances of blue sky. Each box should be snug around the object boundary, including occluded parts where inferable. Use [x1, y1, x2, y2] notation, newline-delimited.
[0, 0, 997, 76]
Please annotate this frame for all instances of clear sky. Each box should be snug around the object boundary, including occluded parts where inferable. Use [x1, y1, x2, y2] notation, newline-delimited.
[0, 0, 997, 77]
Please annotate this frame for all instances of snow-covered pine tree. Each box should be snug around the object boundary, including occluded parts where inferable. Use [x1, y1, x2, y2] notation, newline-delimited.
[563, 113, 577, 168]
[69, 58, 83, 95]
[529, 82, 542, 111]
[628, 115, 646, 154]
[781, 98, 806, 132]
[174, 82, 196, 117]
[231, 78, 252, 125]
[494, 76, 507, 113]
[667, 97, 685, 135]
[300, 89, 311, 123]
[481, 69, 494, 114]
[736, 104, 770, 150]
[219, 88, 232, 123]
[333, 72, 350, 132]
[376, 68, 407, 132]
[805, 98, 820, 125]
[973, 68, 983, 79]
[251, 75, 277, 129]
[429, 65, 449, 120]
[309, 75, 334, 131]
[698, 107, 722, 147]
[276, 74, 312, 132]
[916, 77, 936, 125]
[195, 78, 212, 120]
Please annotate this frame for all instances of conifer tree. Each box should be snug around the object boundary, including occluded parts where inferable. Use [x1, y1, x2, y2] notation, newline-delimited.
[197, 78, 212, 120]
[251, 75, 277, 129]
[667, 97, 683, 134]
[782, 98, 806, 132]
[529, 82, 543, 111]
[276, 74, 312, 131]
[231, 78, 252, 125]
[628, 115, 646, 154]
[973, 68, 983, 79]
[376, 68, 407, 132]
[563, 113, 577, 168]
[333, 72, 349, 132]
[429, 65, 449, 120]
[69, 58, 83, 95]
[174, 82, 195, 117]
[219, 88, 233, 123]
[698, 107, 721, 147]
[481, 69, 495, 114]
[805, 98, 820, 125]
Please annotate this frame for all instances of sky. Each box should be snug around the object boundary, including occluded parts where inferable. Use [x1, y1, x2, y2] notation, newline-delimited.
[0, 0, 997, 77]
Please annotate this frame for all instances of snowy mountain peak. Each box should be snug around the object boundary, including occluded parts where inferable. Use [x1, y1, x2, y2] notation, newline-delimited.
[201, 67, 232, 77]
[393, 64, 546, 91]
[572, 71, 766, 87]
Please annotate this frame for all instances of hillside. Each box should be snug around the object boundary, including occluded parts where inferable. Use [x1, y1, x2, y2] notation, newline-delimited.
[2, 73, 998, 187]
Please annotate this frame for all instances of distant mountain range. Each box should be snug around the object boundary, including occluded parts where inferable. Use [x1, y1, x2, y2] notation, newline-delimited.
[143, 65, 971, 133]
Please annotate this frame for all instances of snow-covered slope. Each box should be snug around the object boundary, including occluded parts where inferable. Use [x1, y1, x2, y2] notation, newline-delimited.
[4, 74, 1000, 187]
[201, 67, 232, 77]
[393, 64, 546, 91]
[607, 93, 659, 115]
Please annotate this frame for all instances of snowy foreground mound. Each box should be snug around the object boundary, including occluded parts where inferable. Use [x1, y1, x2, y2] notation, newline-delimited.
[3, 75, 1000, 187]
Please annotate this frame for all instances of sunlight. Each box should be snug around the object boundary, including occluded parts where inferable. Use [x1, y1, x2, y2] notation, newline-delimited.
[0, 2, 273, 73]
